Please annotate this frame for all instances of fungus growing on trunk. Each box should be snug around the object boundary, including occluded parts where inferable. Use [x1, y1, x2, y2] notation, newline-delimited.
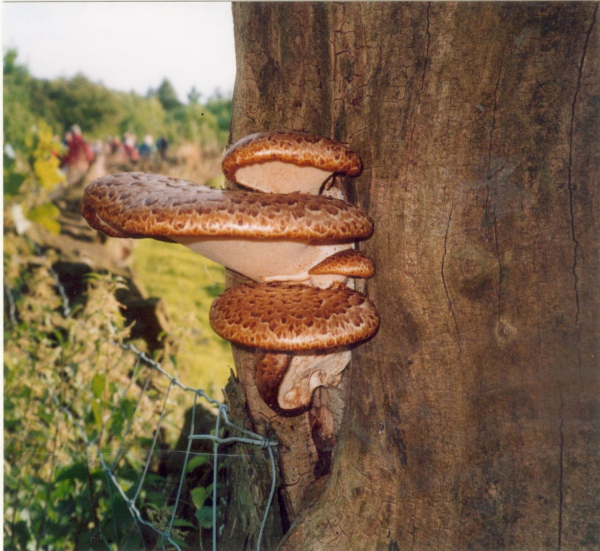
[308, 249, 375, 279]
[222, 130, 363, 194]
[209, 282, 379, 414]
[82, 146, 377, 415]
[81, 172, 373, 286]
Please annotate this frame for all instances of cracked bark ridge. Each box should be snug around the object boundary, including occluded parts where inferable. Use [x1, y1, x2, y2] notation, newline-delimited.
[226, 3, 600, 550]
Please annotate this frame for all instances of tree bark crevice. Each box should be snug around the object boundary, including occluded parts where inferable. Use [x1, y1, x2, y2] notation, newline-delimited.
[441, 203, 462, 353]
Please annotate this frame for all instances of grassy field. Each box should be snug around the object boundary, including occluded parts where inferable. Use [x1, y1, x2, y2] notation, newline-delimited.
[131, 238, 234, 399]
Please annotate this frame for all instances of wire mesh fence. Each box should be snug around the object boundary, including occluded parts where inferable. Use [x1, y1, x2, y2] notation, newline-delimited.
[57, 343, 278, 551]
[4, 252, 279, 551]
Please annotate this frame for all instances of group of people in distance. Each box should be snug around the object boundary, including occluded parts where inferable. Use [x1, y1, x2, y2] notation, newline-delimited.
[58, 125, 170, 185]
[108, 133, 169, 163]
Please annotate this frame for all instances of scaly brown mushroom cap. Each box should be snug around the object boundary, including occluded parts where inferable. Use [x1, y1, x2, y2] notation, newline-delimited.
[222, 131, 363, 194]
[209, 282, 380, 351]
[81, 172, 373, 241]
[308, 249, 375, 279]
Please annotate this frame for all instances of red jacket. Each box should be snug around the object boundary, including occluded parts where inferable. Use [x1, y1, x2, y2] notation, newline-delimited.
[61, 135, 93, 167]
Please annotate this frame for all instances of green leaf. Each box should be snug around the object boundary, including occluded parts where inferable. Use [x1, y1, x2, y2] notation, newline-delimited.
[144, 473, 166, 486]
[186, 454, 210, 473]
[91, 373, 105, 399]
[55, 462, 89, 482]
[55, 497, 76, 516]
[26, 202, 61, 234]
[3, 171, 25, 197]
[172, 519, 196, 529]
[13, 520, 32, 550]
[190, 486, 211, 510]
[169, 536, 189, 549]
[91, 399, 103, 428]
[143, 491, 166, 509]
[195, 506, 213, 529]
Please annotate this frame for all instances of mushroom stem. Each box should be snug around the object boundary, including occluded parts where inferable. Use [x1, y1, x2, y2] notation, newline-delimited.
[254, 352, 301, 416]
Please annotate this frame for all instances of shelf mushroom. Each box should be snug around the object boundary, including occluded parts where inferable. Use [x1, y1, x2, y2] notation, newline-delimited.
[222, 130, 363, 195]
[81, 172, 373, 287]
[308, 249, 375, 280]
[81, 166, 378, 416]
[209, 282, 379, 414]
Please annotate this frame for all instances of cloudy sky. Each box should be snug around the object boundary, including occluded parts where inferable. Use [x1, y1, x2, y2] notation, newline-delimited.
[2, 2, 236, 102]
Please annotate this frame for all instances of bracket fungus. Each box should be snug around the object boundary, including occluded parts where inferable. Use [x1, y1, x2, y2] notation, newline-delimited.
[209, 282, 379, 414]
[81, 172, 373, 287]
[222, 130, 363, 195]
[81, 131, 377, 416]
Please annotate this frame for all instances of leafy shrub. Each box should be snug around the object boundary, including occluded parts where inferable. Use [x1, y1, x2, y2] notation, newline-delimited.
[4, 240, 140, 548]
[4, 121, 65, 234]
[3, 233, 212, 549]
[2, 48, 231, 550]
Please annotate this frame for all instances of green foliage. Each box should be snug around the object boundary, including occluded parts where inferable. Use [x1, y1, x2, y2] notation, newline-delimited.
[170, 103, 220, 145]
[4, 50, 231, 153]
[25, 119, 66, 191]
[3, 148, 25, 198]
[30, 74, 119, 135]
[153, 79, 182, 111]
[3, 243, 141, 548]
[131, 239, 233, 394]
[187, 86, 202, 105]
[3, 121, 66, 237]
[196, 507, 214, 530]
[26, 203, 61, 234]
[186, 455, 210, 473]
[3, 49, 39, 151]
[2, 51, 232, 548]
[117, 93, 167, 138]
[3, 234, 212, 549]
[204, 92, 232, 135]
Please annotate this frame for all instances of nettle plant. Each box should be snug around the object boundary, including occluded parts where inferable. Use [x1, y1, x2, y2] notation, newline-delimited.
[3, 234, 206, 549]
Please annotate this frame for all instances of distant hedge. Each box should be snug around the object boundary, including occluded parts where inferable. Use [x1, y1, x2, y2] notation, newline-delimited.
[3, 49, 231, 152]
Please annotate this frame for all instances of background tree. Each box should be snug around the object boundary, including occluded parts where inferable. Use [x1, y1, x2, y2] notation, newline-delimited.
[188, 86, 202, 105]
[33, 74, 120, 133]
[3, 49, 38, 149]
[155, 78, 182, 111]
[221, 3, 599, 550]
[3, 50, 231, 152]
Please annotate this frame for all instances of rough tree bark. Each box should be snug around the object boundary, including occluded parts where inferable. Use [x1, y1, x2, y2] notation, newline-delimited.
[220, 3, 599, 550]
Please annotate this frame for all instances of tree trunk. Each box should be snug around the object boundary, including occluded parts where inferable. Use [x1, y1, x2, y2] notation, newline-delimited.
[222, 3, 599, 550]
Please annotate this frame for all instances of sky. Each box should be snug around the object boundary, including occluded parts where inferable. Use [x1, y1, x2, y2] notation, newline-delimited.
[2, 2, 236, 103]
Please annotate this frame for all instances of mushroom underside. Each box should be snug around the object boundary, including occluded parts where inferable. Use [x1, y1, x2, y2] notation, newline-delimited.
[172, 236, 352, 285]
[233, 161, 333, 195]
[283, 350, 350, 411]
[255, 350, 351, 414]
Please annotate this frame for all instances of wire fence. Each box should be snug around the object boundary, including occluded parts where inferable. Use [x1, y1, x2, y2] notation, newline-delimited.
[5, 262, 279, 551]
[57, 343, 278, 551]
